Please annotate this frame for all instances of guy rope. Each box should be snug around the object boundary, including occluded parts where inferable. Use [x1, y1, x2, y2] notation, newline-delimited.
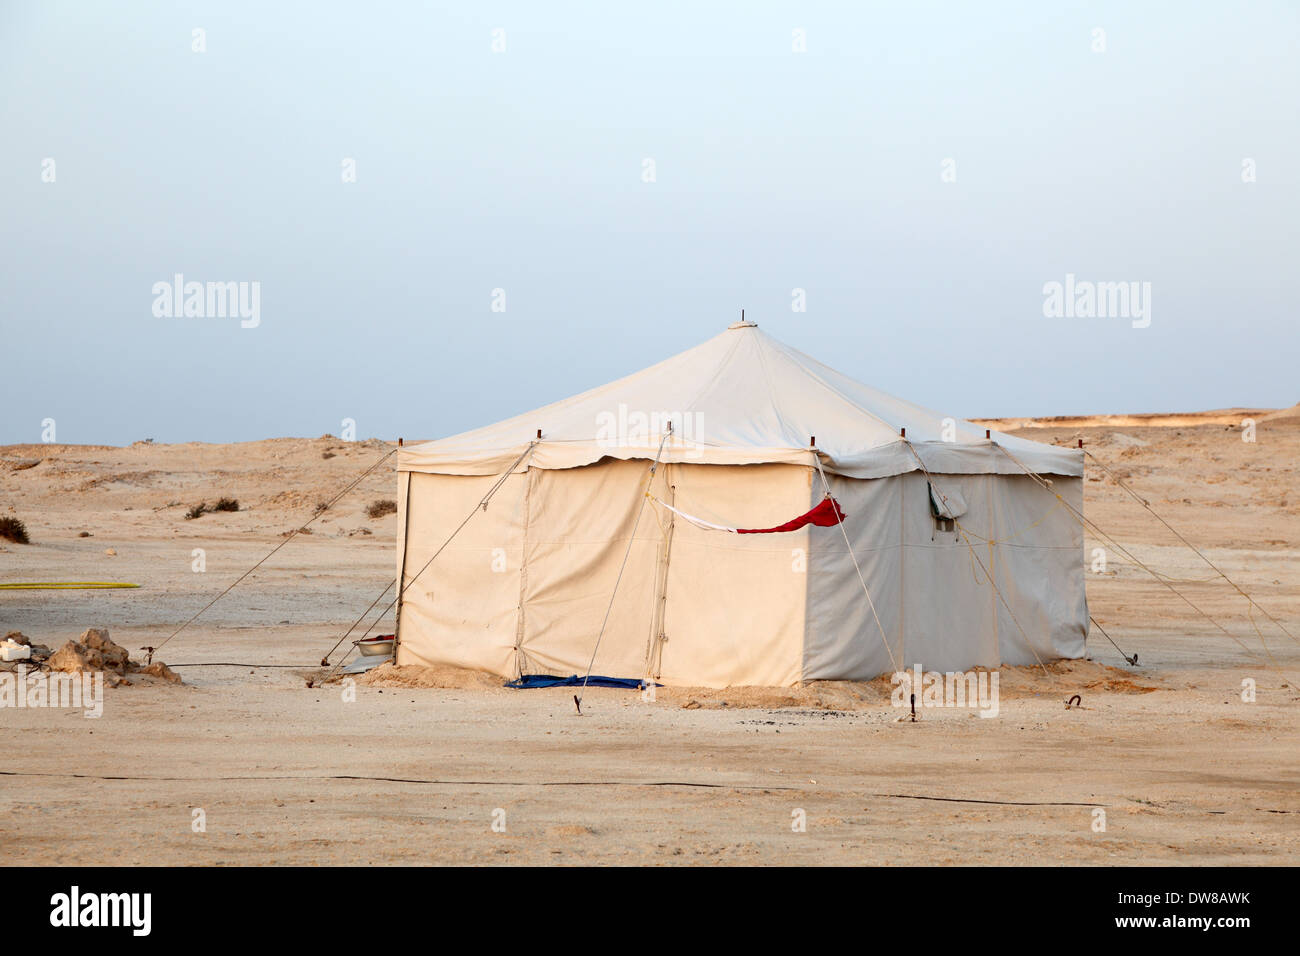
[809, 448, 902, 678]
[316, 441, 538, 682]
[1083, 448, 1299, 649]
[995, 442, 1299, 691]
[900, 439, 1057, 683]
[574, 427, 671, 714]
[145, 445, 399, 663]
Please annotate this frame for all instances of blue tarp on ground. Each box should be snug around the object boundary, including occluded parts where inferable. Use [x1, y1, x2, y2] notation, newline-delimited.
[505, 674, 656, 690]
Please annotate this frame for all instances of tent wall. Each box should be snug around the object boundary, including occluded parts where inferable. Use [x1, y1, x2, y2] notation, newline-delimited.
[514, 459, 664, 679]
[982, 474, 1088, 665]
[804, 471, 1086, 681]
[656, 462, 809, 687]
[396, 458, 811, 686]
[897, 472, 1004, 673]
[803, 472, 906, 680]
[395, 459, 668, 679]
[394, 469, 531, 677]
[395, 459, 1087, 686]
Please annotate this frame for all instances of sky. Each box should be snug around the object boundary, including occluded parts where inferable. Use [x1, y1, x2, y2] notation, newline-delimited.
[3, 1, 1298, 445]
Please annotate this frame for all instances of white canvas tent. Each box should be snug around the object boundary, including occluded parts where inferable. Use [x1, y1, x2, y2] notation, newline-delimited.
[393, 321, 1087, 687]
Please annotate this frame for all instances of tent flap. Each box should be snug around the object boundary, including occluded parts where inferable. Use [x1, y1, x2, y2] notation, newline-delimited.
[929, 482, 969, 519]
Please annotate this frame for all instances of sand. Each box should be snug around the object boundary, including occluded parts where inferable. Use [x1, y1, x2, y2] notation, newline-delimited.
[1, 413, 1297, 865]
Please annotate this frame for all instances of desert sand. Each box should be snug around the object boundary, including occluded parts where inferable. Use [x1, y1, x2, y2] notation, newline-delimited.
[1, 411, 1297, 865]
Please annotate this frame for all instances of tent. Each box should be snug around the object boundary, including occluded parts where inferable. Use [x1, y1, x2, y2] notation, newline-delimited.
[393, 321, 1087, 687]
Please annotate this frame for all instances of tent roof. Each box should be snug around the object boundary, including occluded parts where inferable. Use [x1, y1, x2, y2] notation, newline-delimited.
[399, 323, 1082, 479]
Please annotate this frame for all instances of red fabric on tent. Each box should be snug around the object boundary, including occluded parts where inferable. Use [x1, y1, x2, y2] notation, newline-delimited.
[736, 496, 846, 534]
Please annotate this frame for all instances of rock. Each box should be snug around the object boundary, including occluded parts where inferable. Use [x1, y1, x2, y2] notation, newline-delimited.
[80, 629, 130, 671]
[47, 642, 100, 673]
[141, 661, 182, 684]
[104, 548, 117, 556]
[48, 629, 131, 674]
[4, 630, 30, 646]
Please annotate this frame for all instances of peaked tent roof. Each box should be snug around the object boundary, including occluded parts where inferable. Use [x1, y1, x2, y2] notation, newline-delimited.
[400, 322, 1082, 479]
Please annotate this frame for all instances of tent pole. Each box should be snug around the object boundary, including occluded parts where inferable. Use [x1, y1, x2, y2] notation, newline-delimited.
[513, 467, 536, 680]
[645, 464, 676, 682]
[393, 470, 414, 656]
[899, 473, 906, 670]
[984, 440, 997, 663]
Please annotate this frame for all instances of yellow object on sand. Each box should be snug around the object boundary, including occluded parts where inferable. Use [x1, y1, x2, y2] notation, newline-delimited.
[0, 582, 140, 590]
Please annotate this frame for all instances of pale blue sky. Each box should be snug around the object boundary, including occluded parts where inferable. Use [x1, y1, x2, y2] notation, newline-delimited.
[3, 1, 1297, 445]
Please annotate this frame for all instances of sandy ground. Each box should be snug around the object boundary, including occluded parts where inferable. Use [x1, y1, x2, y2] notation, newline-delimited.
[1, 412, 1298, 865]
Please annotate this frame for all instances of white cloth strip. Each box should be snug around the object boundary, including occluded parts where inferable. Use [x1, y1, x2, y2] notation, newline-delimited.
[646, 494, 738, 533]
